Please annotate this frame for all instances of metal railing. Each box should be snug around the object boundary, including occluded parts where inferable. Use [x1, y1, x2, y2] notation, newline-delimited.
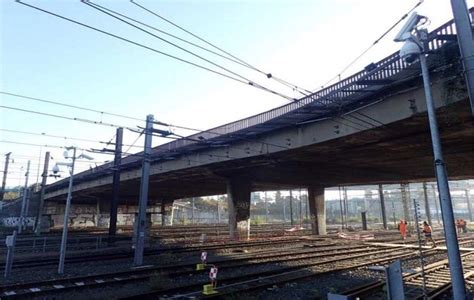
[45, 10, 470, 192]
[157, 10, 467, 152]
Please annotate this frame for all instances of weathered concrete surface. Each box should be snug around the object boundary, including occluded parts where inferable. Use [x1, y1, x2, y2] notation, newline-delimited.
[227, 178, 251, 240]
[308, 186, 326, 235]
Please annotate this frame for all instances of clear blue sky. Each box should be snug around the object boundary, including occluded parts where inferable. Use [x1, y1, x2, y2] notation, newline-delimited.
[0, 0, 471, 187]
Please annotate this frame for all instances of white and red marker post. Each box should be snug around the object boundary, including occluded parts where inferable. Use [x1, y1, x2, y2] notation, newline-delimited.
[209, 266, 218, 287]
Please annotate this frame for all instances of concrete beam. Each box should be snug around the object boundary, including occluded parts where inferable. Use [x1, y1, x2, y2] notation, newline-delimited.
[44, 78, 473, 202]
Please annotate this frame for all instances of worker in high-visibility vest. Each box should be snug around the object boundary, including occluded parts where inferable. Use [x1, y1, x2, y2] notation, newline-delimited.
[461, 219, 468, 233]
[456, 219, 462, 234]
[422, 221, 436, 247]
[398, 219, 407, 241]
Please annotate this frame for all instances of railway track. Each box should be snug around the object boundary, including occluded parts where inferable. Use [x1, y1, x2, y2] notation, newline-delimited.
[340, 252, 474, 299]
[124, 247, 440, 299]
[0, 236, 321, 272]
[0, 243, 420, 298]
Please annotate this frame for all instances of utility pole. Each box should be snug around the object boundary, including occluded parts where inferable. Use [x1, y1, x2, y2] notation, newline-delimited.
[465, 189, 473, 222]
[191, 197, 195, 224]
[450, 0, 474, 116]
[299, 189, 303, 226]
[109, 127, 123, 243]
[217, 198, 220, 223]
[378, 184, 388, 230]
[18, 161, 30, 234]
[343, 187, 349, 224]
[35, 151, 50, 235]
[0, 152, 12, 202]
[34, 147, 42, 192]
[25, 188, 31, 223]
[289, 190, 294, 226]
[431, 184, 441, 225]
[401, 183, 411, 224]
[338, 186, 345, 229]
[264, 191, 268, 223]
[133, 114, 153, 266]
[422, 182, 432, 225]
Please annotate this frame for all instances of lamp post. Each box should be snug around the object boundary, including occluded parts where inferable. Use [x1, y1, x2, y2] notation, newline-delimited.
[394, 13, 466, 299]
[56, 147, 93, 274]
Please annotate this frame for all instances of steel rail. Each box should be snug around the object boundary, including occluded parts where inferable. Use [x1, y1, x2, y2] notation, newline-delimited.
[0, 245, 391, 298]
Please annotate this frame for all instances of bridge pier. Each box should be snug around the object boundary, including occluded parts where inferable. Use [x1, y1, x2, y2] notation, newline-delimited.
[96, 199, 111, 228]
[227, 178, 251, 240]
[308, 186, 326, 235]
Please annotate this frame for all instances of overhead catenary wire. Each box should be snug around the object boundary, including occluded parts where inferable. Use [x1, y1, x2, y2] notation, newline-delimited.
[316, 0, 424, 90]
[84, 1, 254, 72]
[8, 156, 111, 164]
[16, 0, 295, 102]
[130, 0, 312, 96]
[0, 140, 136, 157]
[85, 0, 303, 94]
[5, 0, 438, 154]
[0, 128, 141, 148]
[0, 140, 89, 151]
[0, 91, 143, 122]
[83, 0, 296, 102]
[0, 105, 137, 131]
[10, 3, 434, 146]
[1, 91, 292, 150]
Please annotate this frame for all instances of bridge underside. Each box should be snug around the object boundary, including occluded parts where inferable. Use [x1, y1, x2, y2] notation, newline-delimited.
[47, 99, 474, 205]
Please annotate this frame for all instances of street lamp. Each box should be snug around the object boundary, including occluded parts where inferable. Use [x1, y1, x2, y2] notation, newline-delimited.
[55, 147, 93, 274]
[394, 12, 466, 299]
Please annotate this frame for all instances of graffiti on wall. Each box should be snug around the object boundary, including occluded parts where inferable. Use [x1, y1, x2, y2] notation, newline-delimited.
[2, 217, 35, 227]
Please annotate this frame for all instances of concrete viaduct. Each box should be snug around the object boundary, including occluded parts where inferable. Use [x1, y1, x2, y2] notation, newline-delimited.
[41, 16, 474, 238]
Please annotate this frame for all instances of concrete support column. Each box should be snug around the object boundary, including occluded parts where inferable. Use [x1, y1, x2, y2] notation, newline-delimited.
[227, 178, 251, 240]
[161, 202, 166, 226]
[97, 199, 111, 228]
[307, 186, 326, 235]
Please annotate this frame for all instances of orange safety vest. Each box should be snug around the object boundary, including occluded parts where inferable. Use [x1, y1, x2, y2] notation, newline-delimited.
[399, 222, 407, 232]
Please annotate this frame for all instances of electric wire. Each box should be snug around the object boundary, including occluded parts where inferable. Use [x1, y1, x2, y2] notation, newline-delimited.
[316, 0, 424, 90]
[1, 88, 375, 147]
[0, 128, 141, 148]
[17, 0, 295, 102]
[87, 0, 303, 97]
[1, 91, 292, 150]
[0, 105, 136, 131]
[124, 130, 143, 155]
[0, 91, 143, 122]
[7, 0, 450, 157]
[130, 0, 312, 95]
[83, 0, 295, 102]
[84, 0, 255, 74]
[0, 140, 137, 157]
[0, 140, 88, 151]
